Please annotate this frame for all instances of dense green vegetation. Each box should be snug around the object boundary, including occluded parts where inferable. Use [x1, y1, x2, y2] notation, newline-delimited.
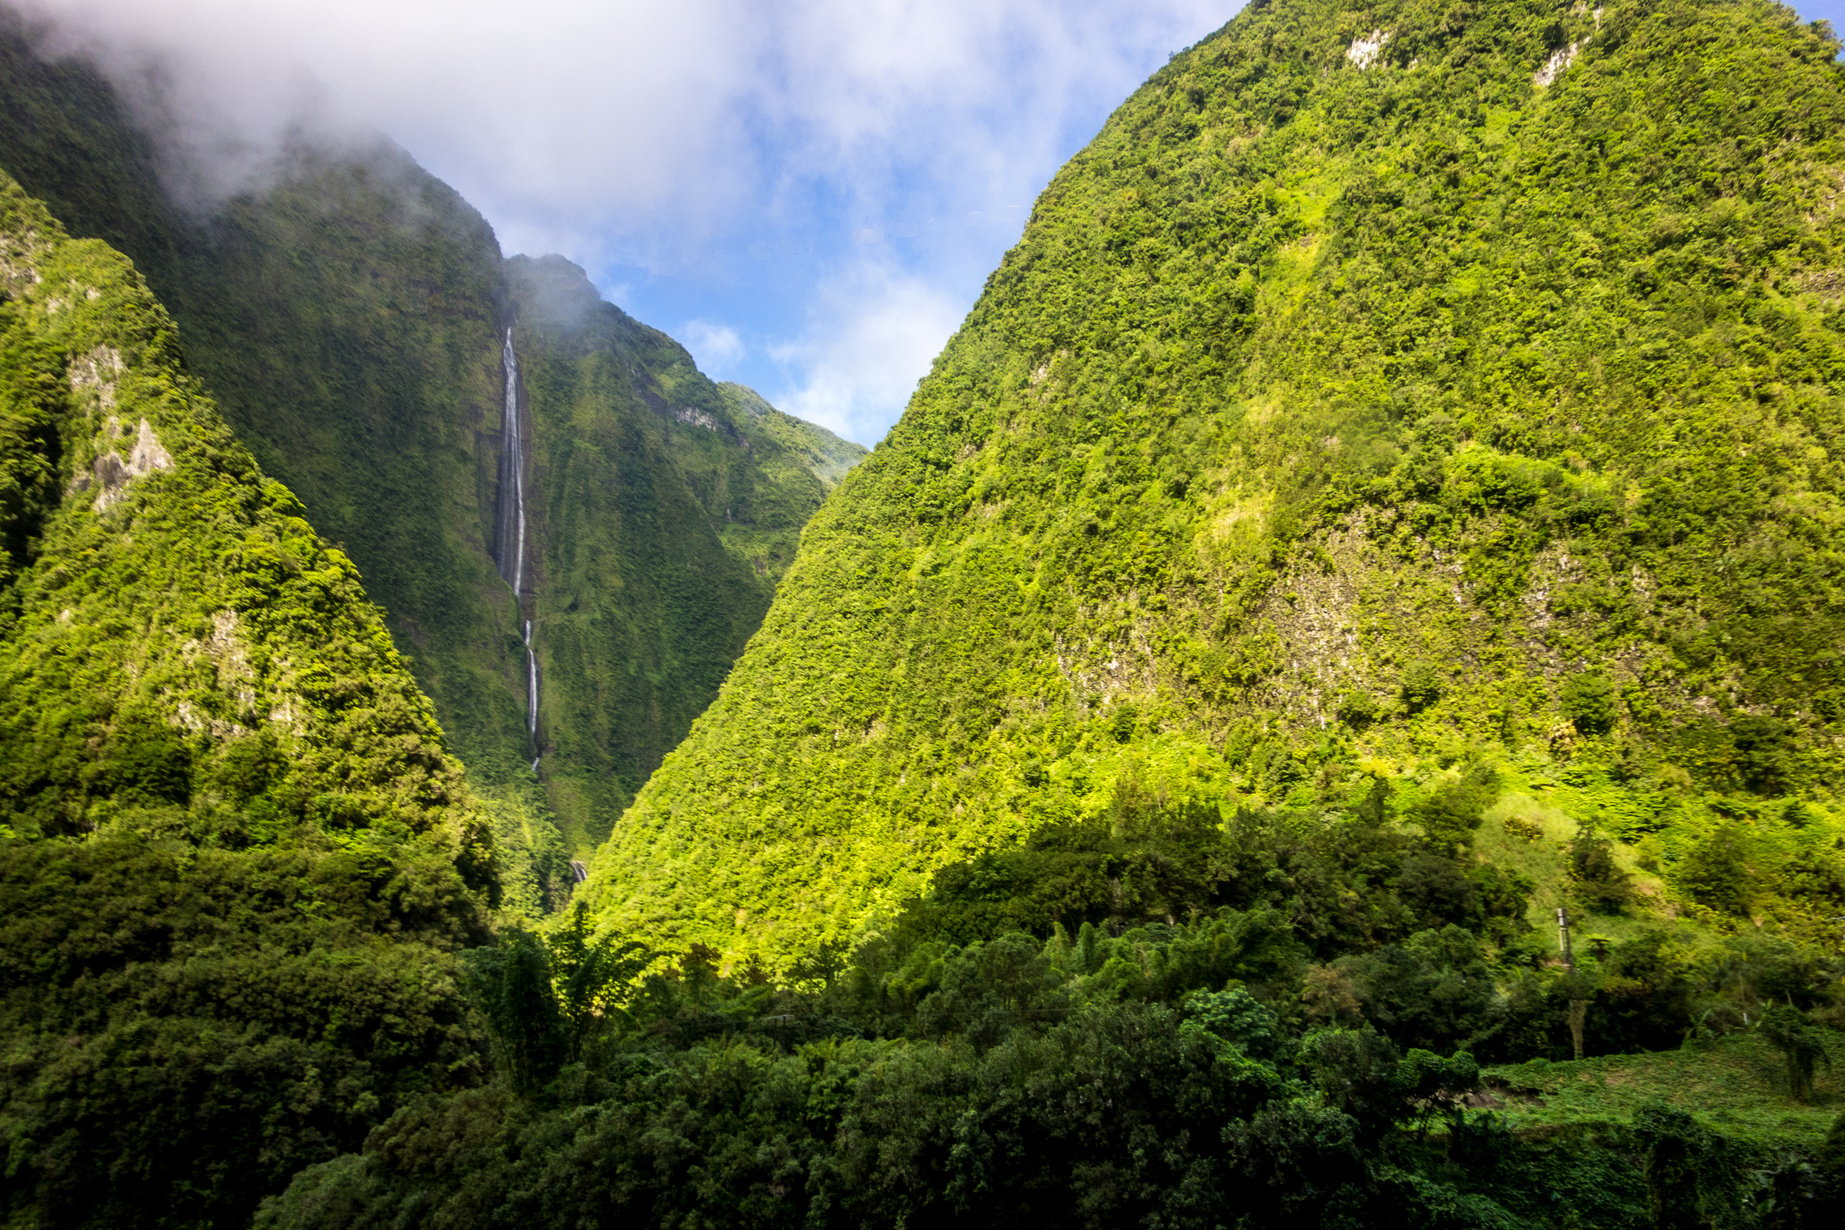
[507, 254, 864, 843]
[0, 170, 481, 849]
[0, 11, 861, 870]
[5, 0, 1845, 1223]
[0, 10, 531, 776]
[0, 8, 568, 898]
[266, 789, 1845, 1228]
[0, 169, 497, 1226]
[0, 838, 487, 1228]
[589, 0, 1845, 975]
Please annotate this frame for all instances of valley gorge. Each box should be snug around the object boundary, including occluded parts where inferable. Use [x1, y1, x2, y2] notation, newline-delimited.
[0, 6, 865, 902]
[5, 1, 1845, 1227]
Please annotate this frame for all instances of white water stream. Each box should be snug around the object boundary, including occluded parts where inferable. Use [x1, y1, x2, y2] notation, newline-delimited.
[498, 328, 540, 758]
[523, 620, 538, 740]
[498, 328, 527, 592]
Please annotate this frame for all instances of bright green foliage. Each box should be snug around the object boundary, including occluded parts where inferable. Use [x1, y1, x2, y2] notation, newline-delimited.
[506, 255, 864, 843]
[0, 170, 485, 852]
[116, 146, 597, 900]
[0, 171, 496, 1227]
[1489, 1031, 1845, 1148]
[589, 0, 1845, 972]
[0, 19, 861, 872]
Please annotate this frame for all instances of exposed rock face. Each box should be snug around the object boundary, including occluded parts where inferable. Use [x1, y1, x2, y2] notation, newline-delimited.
[89, 418, 173, 511]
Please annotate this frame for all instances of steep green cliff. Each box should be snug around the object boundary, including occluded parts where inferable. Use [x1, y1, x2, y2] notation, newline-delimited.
[0, 168, 495, 1228]
[586, 0, 1845, 970]
[0, 170, 486, 849]
[0, 23, 518, 771]
[0, 12, 862, 871]
[508, 255, 864, 842]
[0, 12, 567, 902]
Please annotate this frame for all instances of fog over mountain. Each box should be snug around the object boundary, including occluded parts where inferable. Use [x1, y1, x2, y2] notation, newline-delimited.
[9, 0, 1235, 443]
[6, 1, 1845, 1225]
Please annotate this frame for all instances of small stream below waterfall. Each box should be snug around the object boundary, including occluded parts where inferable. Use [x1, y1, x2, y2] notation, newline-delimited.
[524, 620, 539, 765]
[498, 327, 541, 768]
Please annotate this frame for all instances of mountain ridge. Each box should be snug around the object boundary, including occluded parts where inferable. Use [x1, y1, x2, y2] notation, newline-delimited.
[0, 163, 500, 1226]
[583, 0, 1845, 970]
[0, 7, 863, 880]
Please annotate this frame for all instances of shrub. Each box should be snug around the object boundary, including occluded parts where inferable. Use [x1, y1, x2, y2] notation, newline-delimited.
[1560, 672, 1619, 736]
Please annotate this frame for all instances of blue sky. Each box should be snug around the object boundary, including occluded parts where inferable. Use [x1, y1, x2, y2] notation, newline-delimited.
[1805, 0, 1845, 30]
[18, 0, 1845, 445]
[21, 0, 1232, 443]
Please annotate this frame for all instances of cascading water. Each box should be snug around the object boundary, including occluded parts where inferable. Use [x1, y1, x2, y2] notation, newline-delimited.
[524, 620, 538, 756]
[496, 328, 527, 592]
[496, 327, 541, 764]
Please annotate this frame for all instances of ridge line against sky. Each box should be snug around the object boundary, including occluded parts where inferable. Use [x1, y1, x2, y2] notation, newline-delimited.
[11, 0, 1845, 445]
[9, 0, 1237, 445]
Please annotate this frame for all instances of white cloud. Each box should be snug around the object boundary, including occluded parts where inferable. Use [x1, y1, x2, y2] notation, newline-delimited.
[768, 257, 967, 445]
[13, 0, 761, 250]
[751, 0, 1232, 283]
[681, 319, 745, 377]
[12, 0, 1237, 436]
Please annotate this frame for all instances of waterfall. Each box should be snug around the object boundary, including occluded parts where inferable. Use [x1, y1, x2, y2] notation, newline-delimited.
[497, 327, 541, 761]
[496, 328, 527, 593]
[523, 619, 539, 739]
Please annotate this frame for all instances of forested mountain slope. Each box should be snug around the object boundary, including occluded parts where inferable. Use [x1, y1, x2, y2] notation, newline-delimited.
[0, 8, 862, 870]
[0, 10, 527, 780]
[0, 171, 482, 851]
[586, 0, 1845, 969]
[0, 25, 868, 1222]
[507, 254, 864, 838]
[0, 168, 496, 1227]
[21, 1, 1829, 1224]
